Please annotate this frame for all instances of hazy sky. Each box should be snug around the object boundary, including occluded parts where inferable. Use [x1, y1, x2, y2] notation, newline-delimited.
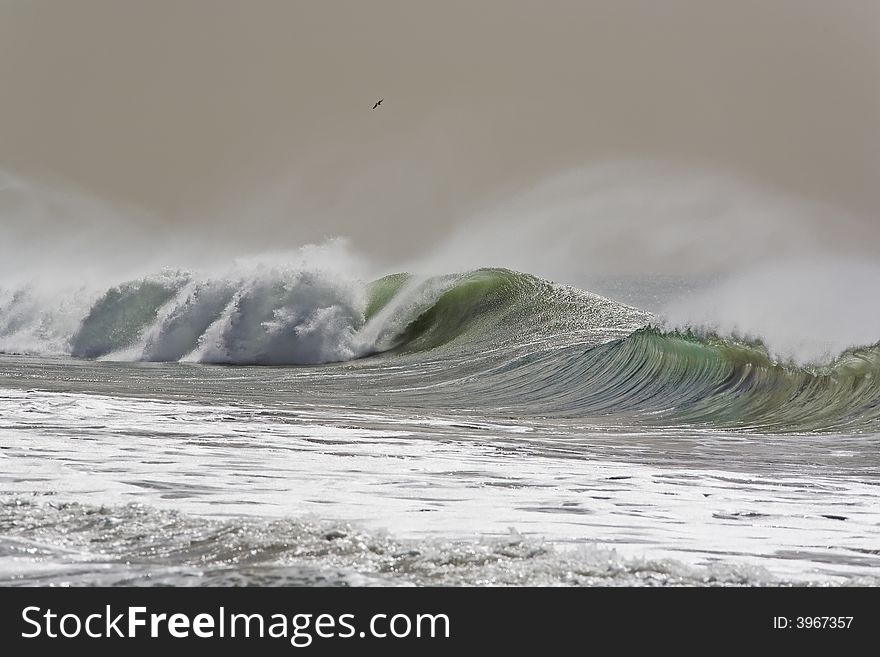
[1, 0, 879, 270]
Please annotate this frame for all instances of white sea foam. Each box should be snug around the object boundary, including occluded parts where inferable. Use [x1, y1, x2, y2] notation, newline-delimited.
[0, 387, 877, 585]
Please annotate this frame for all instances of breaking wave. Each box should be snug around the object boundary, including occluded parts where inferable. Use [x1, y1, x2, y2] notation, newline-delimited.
[1, 266, 879, 431]
[0, 267, 642, 365]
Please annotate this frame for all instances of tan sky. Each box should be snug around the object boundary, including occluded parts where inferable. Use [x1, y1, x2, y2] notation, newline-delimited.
[1, 0, 879, 269]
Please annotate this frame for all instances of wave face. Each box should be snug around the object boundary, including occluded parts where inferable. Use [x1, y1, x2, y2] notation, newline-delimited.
[520, 329, 880, 432]
[1, 267, 879, 432]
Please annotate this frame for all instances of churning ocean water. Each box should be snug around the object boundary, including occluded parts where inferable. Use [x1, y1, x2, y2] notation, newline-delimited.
[1, 265, 879, 586]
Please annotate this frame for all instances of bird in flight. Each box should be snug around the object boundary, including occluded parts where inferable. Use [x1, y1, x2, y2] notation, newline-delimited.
[372, 99, 383, 110]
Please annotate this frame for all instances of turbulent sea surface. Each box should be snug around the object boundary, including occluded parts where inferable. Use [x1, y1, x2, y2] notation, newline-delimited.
[1, 267, 879, 585]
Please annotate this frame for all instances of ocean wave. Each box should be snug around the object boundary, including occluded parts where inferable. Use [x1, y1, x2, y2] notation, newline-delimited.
[0, 267, 645, 364]
[531, 328, 880, 431]
[2, 267, 879, 431]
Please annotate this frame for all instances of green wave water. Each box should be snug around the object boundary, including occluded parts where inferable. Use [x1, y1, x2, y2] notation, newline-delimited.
[363, 269, 880, 432]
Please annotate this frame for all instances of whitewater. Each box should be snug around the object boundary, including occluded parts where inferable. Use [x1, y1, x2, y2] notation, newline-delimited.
[1, 262, 879, 585]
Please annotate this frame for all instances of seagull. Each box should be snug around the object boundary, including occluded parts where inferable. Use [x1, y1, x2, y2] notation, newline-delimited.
[372, 98, 383, 110]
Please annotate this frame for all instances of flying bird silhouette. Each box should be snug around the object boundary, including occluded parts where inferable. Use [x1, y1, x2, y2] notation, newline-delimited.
[372, 99, 383, 110]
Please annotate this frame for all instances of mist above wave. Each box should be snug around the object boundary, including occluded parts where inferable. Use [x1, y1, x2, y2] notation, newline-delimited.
[660, 258, 880, 364]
